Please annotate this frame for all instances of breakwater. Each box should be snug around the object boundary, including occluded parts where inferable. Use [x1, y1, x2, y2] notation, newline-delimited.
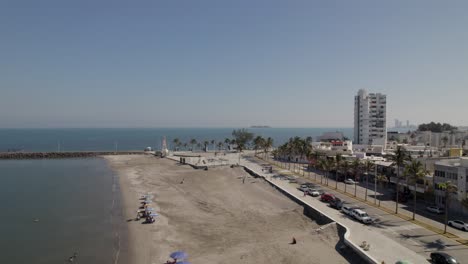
[0, 151, 148, 160]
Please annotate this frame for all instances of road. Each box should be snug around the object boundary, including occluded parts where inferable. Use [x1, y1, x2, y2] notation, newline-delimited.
[247, 155, 468, 263]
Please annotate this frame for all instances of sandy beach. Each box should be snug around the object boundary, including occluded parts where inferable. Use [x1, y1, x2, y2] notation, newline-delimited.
[105, 155, 354, 264]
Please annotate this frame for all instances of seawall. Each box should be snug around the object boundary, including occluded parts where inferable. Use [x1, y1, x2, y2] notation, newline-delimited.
[0, 151, 148, 160]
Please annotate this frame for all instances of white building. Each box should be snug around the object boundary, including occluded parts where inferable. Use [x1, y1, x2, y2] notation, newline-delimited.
[434, 158, 468, 215]
[354, 89, 387, 147]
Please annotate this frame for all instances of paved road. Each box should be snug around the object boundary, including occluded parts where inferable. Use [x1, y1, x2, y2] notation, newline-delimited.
[268, 158, 468, 240]
[249, 156, 468, 263]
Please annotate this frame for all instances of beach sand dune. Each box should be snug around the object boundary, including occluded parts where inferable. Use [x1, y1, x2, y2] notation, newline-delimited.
[105, 155, 352, 264]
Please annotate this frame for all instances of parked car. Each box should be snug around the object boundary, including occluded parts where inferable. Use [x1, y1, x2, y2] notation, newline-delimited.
[448, 220, 468, 231]
[344, 179, 356, 185]
[298, 185, 310, 192]
[430, 252, 459, 264]
[351, 209, 372, 224]
[320, 193, 336, 203]
[426, 206, 444, 214]
[341, 205, 355, 216]
[329, 198, 344, 209]
[307, 189, 321, 197]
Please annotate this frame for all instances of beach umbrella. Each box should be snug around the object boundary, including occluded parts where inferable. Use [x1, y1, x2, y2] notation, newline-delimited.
[170, 251, 188, 260]
[149, 213, 158, 217]
[176, 262, 191, 264]
[145, 207, 154, 211]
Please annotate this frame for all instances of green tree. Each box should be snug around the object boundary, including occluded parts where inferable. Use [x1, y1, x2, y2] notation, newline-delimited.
[438, 181, 458, 233]
[217, 141, 223, 151]
[404, 159, 426, 220]
[363, 160, 375, 202]
[341, 161, 350, 193]
[334, 154, 343, 189]
[351, 159, 362, 197]
[253, 136, 265, 155]
[172, 138, 180, 151]
[442, 136, 449, 148]
[203, 140, 209, 152]
[190, 138, 197, 151]
[232, 129, 254, 152]
[388, 146, 410, 214]
[263, 137, 274, 160]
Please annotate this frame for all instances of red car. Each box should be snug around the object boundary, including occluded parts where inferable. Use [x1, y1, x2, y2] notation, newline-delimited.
[320, 193, 336, 203]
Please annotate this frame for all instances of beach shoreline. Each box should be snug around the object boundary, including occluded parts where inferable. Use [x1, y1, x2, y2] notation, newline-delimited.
[106, 154, 355, 264]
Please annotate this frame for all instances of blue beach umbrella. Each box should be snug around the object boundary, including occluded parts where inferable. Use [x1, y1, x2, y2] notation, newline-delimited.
[176, 262, 191, 264]
[149, 213, 158, 217]
[145, 207, 154, 211]
[170, 251, 188, 260]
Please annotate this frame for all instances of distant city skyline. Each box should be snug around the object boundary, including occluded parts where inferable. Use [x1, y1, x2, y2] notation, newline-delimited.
[1, 1, 468, 128]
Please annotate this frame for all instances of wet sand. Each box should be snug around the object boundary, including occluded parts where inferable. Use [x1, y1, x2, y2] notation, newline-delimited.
[105, 155, 351, 264]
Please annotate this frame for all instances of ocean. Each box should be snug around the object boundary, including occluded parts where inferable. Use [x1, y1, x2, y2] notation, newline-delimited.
[0, 127, 353, 152]
[0, 158, 125, 264]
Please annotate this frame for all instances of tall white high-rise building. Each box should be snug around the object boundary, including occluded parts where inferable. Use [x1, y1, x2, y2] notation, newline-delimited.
[354, 89, 387, 146]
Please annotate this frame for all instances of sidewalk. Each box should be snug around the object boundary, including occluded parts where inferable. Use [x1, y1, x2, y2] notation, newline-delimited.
[242, 158, 429, 264]
[271, 158, 468, 244]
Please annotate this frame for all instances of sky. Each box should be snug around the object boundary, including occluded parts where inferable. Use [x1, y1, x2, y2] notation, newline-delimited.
[1, 0, 468, 128]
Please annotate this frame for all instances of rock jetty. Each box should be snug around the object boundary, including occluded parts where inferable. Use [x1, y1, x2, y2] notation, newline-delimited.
[0, 151, 147, 160]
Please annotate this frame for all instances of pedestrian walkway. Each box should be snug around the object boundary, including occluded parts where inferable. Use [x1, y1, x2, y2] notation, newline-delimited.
[242, 158, 429, 264]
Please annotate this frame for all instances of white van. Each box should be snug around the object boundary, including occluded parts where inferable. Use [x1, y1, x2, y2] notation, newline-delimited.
[351, 209, 372, 224]
[341, 205, 354, 216]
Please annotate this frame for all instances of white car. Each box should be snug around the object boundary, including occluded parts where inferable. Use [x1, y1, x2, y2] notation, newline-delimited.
[298, 185, 310, 192]
[307, 189, 320, 197]
[351, 209, 372, 224]
[448, 220, 468, 231]
[341, 205, 355, 216]
[345, 179, 356, 185]
[426, 206, 444, 214]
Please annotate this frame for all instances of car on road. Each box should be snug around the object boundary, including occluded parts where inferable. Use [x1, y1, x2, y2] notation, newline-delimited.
[448, 220, 468, 231]
[430, 251, 459, 264]
[320, 193, 336, 203]
[298, 185, 310, 192]
[341, 205, 355, 216]
[307, 189, 321, 197]
[329, 198, 343, 209]
[351, 209, 372, 224]
[426, 206, 444, 214]
[344, 179, 356, 184]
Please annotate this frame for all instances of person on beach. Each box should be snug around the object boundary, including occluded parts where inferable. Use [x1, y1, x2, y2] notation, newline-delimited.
[303, 191, 307, 197]
[180, 178, 184, 184]
[291, 237, 297, 244]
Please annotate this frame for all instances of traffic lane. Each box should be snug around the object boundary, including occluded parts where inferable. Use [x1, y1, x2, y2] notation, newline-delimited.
[304, 190, 468, 262]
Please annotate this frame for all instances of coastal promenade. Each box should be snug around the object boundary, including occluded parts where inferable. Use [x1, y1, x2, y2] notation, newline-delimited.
[167, 152, 429, 264]
[240, 158, 429, 264]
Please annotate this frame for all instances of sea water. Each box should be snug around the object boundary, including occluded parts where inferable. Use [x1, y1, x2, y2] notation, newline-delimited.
[0, 127, 353, 152]
[0, 158, 125, 264]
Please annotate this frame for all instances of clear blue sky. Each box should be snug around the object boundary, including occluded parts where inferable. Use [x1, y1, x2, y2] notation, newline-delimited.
[1, 0, 467, 128]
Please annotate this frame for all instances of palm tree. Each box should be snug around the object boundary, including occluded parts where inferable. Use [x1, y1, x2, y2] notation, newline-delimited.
[363, 160, 375, 202]
[190, 139, 197, 151]
[318, 158, 327, 184]
[341, 161, 350, 193]
[335, 154, 343, 189]
[263, 137, 274, 160]
[173, 138, 180, 151]
[253, 136, 265, 156]
[438, 181, 458, 233]
[217, 142, 223, 151]
[224, 138, 231, 150]
[351, 159, 361, 197]
[203, 140, 209, 152]
[211, 139, 216, 151]
[442, 136, 449, 148]
[183, 143, 188, 150]
[196, 142, 202, 150]
[375, 174, 387, 206]
[404, 160, 426, 220]
[388, 146, 410, 214]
